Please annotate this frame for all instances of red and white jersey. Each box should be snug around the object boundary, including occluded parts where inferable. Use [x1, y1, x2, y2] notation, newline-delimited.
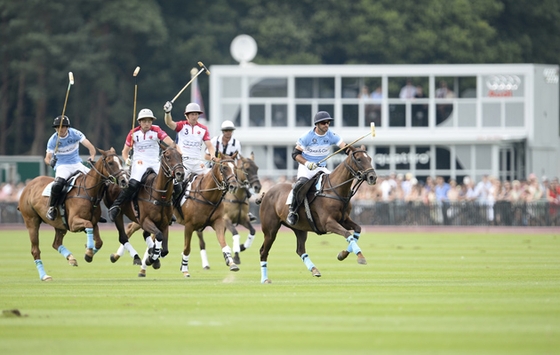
[126, 125, 169, 163]
[174, 121, 211, 159]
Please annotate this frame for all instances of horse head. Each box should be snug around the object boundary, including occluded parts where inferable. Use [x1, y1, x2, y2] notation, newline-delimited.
[159, 142, 185, 183]
[215, 152, 240, 193]
[237, 152, 262, 194]
[344, 145, 377, 185]
[96, 148, 129, 188]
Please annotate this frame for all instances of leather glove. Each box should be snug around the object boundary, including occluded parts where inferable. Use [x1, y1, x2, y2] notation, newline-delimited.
[305, 161, 317, 170]
[125, 158, 132, 167]
[163, 101, 173, 113]
[50, 157, 57, 168]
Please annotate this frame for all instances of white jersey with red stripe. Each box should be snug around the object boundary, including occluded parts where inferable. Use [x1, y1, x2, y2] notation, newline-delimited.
[126, 125, 169, 165]
[174, 121, 211, 160]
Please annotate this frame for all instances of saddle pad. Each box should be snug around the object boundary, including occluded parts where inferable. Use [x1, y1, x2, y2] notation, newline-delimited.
[41, 175, 80, 197]
[179, 180, 195, 206]
[284, 174, 323, 205]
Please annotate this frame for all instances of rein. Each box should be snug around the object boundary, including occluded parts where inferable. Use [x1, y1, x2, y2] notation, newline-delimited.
[138, 148, 183, 207]
[316, 149, 374, 205]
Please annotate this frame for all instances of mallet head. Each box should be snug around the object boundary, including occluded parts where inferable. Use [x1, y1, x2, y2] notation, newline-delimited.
[198, 61, 210, 75]
[68, 72, 74, 85]
[133, 66, 140, 77]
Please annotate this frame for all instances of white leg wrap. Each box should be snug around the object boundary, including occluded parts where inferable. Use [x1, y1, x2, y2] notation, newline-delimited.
[200, 249, 210, 268]
[123, 242, 138, 257]
[244, 234, 255, 249]
[222, 245, 232, 255]
[116, 244, 125, 257]
[145, 236, 154, 249]
[181, 254, 190, 273]
[140, 248, 148, 270]
[232, 234, 241, 253]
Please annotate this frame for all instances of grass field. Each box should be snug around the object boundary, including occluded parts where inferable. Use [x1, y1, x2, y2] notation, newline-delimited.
[1, 226, 559, 355]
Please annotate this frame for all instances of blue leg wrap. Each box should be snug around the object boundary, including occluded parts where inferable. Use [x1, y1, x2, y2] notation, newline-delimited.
[85, 228, 94, 249]
[57, 245, 72, 259]
[35, 260, 47, 280]
[301, 253, 315, 271]
[260, 261, 268, 283]
[93, 247, 99, 255]
[347, 232, 361, 252]
[346, 236, 362, 255]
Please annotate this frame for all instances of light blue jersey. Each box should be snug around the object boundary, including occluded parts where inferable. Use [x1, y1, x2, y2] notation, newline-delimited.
[46, 128, 86, 166]
[297, 129, 342, 167]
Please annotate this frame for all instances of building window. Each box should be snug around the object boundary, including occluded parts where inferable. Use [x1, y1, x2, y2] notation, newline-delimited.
[249, 104, 265, 127]
[249, 78, 287, 97]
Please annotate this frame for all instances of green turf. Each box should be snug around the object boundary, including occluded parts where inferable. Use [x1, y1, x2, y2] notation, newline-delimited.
[0, 227, 559, 355]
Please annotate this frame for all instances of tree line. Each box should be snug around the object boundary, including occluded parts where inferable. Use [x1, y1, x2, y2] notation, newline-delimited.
[1, 0, 558, 155]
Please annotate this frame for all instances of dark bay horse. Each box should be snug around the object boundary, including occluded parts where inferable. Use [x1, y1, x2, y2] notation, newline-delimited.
[256, 145, 377, 283]
[18, 148, 128, 281]
[195, 153, 262, 268]
[175, 153, 240, 277]
[104, 143, 185, 277]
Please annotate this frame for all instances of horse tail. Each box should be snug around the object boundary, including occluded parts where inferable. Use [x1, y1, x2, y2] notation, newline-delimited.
[255, 192, 266, 205]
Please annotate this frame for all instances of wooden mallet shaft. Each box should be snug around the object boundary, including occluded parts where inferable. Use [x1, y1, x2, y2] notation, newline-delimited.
[170, 61, 210, 103]
[318, 122, 376, 165]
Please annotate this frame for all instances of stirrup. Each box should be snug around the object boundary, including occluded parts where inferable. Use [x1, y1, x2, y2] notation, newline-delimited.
[248, 212, 257, 223]
[286, 211, 298, 225]
[46, 207, 57, 221]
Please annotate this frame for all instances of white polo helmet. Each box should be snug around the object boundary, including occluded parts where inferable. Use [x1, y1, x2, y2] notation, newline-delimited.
[185, 102, 203, 114]
[221, 120, 236, 131]
[137, 108, 156, 121]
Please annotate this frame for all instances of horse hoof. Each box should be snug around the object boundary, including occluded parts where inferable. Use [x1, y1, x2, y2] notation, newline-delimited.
[110, 254, 120, 263]
[357, 257, 367, 265]
[84, 254, 93, 263]
[67, 256, 78, 267]
[145, 257, 153, 266]
[233, 253, 241, 265]
[41, 275, 53, 282]
[152, 259, 161, 270]
[337, 250, 350, 261]
[262, 279, 271, 284]
[203, 266, 210, 270]
[183, 272, 191, 278]
[133, 255, 142, 265]
[229, 264, 239, 272]
[138, 270, 146, 278]
[311, 267, 321, 277]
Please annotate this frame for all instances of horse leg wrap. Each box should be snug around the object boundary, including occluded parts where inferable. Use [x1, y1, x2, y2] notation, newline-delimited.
[347, 232, 361, 252]
[260, 261, 268, 283]
[243, 234, 255, 249]
[346, 236, 362, 255]
[181, 254, 190, 273]
[200, 249, 209, 269]
[35, 260, 48, 280]
[145, 236, 155, 249]
[57, 245, 72, 259]
[150, 240, 162, 260]
[301, 253, 315, 271]
[124, 242, 138, 258]
[232, 234, 241, 253]
[222, 246, 233, 265]
[85, 228, 94, 249]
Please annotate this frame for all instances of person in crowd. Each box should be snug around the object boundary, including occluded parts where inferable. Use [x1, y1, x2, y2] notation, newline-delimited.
[108, 109, 175, 221]
[399, 78, 417, 99]
[44, 115, 96, 220]
[287, 111, 347, 225]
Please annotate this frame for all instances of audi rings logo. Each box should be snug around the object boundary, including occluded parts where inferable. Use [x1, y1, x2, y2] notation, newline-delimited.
[485, 75, 521, 91]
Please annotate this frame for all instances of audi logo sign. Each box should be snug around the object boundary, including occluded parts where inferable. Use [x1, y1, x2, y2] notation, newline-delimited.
[543, 68, 559, 84]
[485, 75, 521, 91]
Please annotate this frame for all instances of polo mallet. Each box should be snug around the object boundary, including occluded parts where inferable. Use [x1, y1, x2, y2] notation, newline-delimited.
[318, 122, 376, 165]
[170, 61, 210, 103]
[54, 71, 75, 154]
[131, 66, 140, 130]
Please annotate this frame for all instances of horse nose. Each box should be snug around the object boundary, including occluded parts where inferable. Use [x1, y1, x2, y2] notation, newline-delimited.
[368, 174, 377, 185]
[253, 184, 262, 194]
[119, 177, 129, 189]
[175, 171, 184, 183]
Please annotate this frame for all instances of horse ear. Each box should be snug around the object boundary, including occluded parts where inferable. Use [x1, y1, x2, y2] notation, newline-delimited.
[96, 147, 104, 155]
[232, 151, 238, 159]
[250, 151, 255, 160]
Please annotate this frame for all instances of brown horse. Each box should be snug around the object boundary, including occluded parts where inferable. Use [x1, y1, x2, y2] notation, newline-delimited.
[104, 143, 185, 277]
[195, 153, 262, 268]
[17, 148, 128, 281]
[174, 153, 240, 277]
[256, 145, 377, 283]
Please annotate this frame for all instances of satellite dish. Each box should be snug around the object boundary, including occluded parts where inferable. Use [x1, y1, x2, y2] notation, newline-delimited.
[230, 34, 257, 64]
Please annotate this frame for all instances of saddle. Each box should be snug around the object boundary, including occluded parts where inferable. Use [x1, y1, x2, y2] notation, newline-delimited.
[291, 172, 324, 209]
[131, 168, 157, 218]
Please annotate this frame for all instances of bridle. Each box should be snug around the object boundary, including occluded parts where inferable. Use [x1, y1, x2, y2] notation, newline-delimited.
[212, 157, 237, 192]
[160, 148, 184, 179]
[87, 153, 128, 186]
[236, 158, 259, 190]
